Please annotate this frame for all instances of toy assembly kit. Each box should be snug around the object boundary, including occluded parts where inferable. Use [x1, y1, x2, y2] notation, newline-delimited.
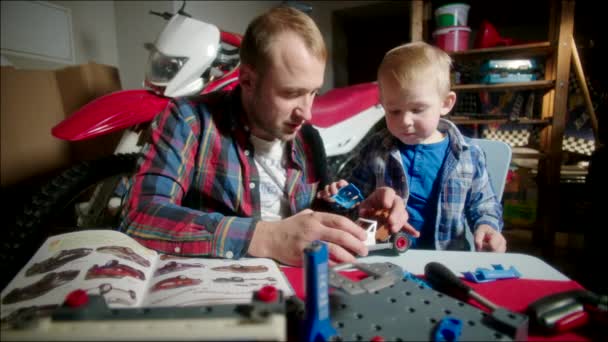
[2, 185, 602, 341]
[2, 239, 531, 341]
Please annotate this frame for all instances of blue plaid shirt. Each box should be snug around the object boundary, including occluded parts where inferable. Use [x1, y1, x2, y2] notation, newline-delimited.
[349, 119, 503, 250]
[119, 88, 326, 259]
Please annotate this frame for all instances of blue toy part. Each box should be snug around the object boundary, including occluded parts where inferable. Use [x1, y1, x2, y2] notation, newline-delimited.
[331, 183, 363, 209]
[404, 271, 432, 289]
[302, 241, 338, 342]
[434, 316, 463, 342]
[462, 264, 522, 283]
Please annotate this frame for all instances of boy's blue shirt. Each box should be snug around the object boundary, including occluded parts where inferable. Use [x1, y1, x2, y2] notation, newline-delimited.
[349, 119, 503, 251]
[399, 136, 449, 249]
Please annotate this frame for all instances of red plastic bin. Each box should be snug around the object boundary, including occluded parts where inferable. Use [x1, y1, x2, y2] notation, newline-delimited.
[433, 26, 470, 52]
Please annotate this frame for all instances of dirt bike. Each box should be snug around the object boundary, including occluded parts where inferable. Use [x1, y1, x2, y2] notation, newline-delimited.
[5, 3, 385, 287]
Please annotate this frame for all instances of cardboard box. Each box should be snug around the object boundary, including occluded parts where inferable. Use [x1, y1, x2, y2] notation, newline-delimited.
[1, 62, 122, 187]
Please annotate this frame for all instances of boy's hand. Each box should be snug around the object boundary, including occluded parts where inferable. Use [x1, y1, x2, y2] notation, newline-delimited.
[474, 224, 507, 252]
[316, 179, 349, 202]
[358, 187, 419, 238]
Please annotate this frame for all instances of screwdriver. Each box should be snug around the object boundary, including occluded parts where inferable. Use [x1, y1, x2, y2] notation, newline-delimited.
[425, 261, 499, 310]
[424, 261, 528, 341]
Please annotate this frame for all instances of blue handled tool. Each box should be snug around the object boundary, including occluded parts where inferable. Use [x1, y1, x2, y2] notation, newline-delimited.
[302, 241, 338, 342]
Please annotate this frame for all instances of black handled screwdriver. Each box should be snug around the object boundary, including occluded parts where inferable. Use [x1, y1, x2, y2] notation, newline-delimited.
[424, 261, 499, 311]
[424, 261, 529, 340]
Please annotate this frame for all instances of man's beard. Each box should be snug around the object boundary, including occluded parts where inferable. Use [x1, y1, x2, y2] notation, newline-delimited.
[248, 87, 295, 142]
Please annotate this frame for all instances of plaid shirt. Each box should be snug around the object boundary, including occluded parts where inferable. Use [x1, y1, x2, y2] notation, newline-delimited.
[119, 88, 325, 259]
[349, 119, 503, 250]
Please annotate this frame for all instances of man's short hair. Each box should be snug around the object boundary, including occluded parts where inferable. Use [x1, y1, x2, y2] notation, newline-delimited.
[240, 5, 327, 73]
[378, 41, 453, 96]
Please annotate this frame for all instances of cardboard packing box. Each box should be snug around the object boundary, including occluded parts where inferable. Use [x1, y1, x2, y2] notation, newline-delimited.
[1, 62, 123, 187]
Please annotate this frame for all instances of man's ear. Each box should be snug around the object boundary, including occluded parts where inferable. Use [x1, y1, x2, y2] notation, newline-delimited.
[239, 64, 256, 94]
[440, 91, 457, 116]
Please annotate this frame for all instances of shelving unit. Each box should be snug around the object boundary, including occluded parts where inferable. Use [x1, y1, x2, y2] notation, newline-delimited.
[410, 0, 576, 254]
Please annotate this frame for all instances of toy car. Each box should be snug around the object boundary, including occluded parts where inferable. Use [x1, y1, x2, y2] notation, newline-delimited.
[356, 214, 412, 254]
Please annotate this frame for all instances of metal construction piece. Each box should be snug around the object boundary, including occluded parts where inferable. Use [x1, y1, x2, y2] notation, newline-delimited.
[329, 262, 403, 295]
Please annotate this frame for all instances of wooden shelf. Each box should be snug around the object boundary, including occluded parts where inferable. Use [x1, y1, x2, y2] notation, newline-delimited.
[452, 80, 555, 92]
[449, 42, 554, 60]
[512, 151, 546, 159]
[448, 116, 552, 125]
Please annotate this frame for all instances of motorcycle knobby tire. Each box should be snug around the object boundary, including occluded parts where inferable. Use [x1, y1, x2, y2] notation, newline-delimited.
[2, 153, 141, 289]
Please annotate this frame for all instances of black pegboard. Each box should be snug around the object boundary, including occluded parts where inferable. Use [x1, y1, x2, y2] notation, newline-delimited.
[328, 275, 522, 341]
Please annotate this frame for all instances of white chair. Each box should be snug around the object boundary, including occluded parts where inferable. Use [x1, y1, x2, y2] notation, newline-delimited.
[470, 138, 512, 200]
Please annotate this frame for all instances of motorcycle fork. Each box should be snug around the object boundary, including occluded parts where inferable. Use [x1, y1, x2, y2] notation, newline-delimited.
[76, 125, 150, 228]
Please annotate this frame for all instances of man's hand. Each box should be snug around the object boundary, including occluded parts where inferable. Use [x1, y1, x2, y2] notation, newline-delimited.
[248, 209, 369, 266]
[474, 224, 507, 252]
[358, 187, 419, 238]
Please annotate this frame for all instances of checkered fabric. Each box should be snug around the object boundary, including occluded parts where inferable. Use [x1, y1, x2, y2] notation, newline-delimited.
[562, 136, 595, 156]
[482, 127, 531, 147]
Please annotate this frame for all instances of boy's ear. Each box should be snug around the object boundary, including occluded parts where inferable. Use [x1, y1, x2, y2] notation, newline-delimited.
[239, 64, 256, 94]
[440, 91, 457, 116]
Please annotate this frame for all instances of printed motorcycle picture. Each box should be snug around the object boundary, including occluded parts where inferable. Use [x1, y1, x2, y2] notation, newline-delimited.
[153, 261, 204, 277]
[25, 248, 92, 277]
[2, 270, 80, 305]
[96, 246, 151, 267]
[211, 264, 269, 273]
[150, 275, 202, 292]
[85, 260, 146, 281]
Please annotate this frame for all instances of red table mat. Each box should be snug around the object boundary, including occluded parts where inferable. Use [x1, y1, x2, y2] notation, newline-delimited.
[281, 266, 590, 341]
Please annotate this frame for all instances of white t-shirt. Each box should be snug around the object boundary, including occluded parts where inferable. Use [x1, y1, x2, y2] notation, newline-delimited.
[250, 135, 290, 221]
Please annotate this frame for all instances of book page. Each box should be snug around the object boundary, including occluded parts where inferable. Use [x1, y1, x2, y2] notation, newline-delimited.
[0, 230, 158, 326]
[142, 256, 294, 307]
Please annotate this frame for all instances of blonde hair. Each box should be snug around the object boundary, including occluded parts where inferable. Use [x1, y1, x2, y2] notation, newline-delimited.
[378, 41, 452, 96]
[240, 6, 327, 74]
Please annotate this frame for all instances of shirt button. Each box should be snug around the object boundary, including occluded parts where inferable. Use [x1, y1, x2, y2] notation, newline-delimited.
[249, 182, 255, 189]
[174, 247, 181, 253]
[244, 126, 249, 131]
[244, 150, 250, 156]
[225, 251, 234, 259]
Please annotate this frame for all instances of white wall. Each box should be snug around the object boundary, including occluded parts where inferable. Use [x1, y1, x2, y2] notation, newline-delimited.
[53, 0, 119, 66]
[181, 1, 374, 93]
[1, 0, 379, 90]
[2, 1, 119, 71]
[179, 1, 281, 38]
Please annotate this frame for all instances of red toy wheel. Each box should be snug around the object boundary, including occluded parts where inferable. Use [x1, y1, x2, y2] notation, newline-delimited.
[392, 232, 411, 254]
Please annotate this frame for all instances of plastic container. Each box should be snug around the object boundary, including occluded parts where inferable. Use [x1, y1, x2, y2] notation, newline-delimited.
[435, 3, 470, 27]
[433, 26, 471, 52]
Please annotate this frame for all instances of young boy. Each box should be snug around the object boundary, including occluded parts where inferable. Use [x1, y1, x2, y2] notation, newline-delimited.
[320, 41, 506, 252]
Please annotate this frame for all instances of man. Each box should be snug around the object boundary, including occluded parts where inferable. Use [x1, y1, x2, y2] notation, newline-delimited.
[120, 6, 417, 266]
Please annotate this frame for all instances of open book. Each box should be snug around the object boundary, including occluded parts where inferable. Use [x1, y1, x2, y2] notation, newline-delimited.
[0, 230, 293, 326]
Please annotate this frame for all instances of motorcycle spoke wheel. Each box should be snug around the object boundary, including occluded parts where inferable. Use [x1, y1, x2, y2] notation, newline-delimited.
[2, 153, 140, 289]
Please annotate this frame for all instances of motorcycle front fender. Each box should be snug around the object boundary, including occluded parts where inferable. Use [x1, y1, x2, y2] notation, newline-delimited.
[52, 89, 171, 141]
